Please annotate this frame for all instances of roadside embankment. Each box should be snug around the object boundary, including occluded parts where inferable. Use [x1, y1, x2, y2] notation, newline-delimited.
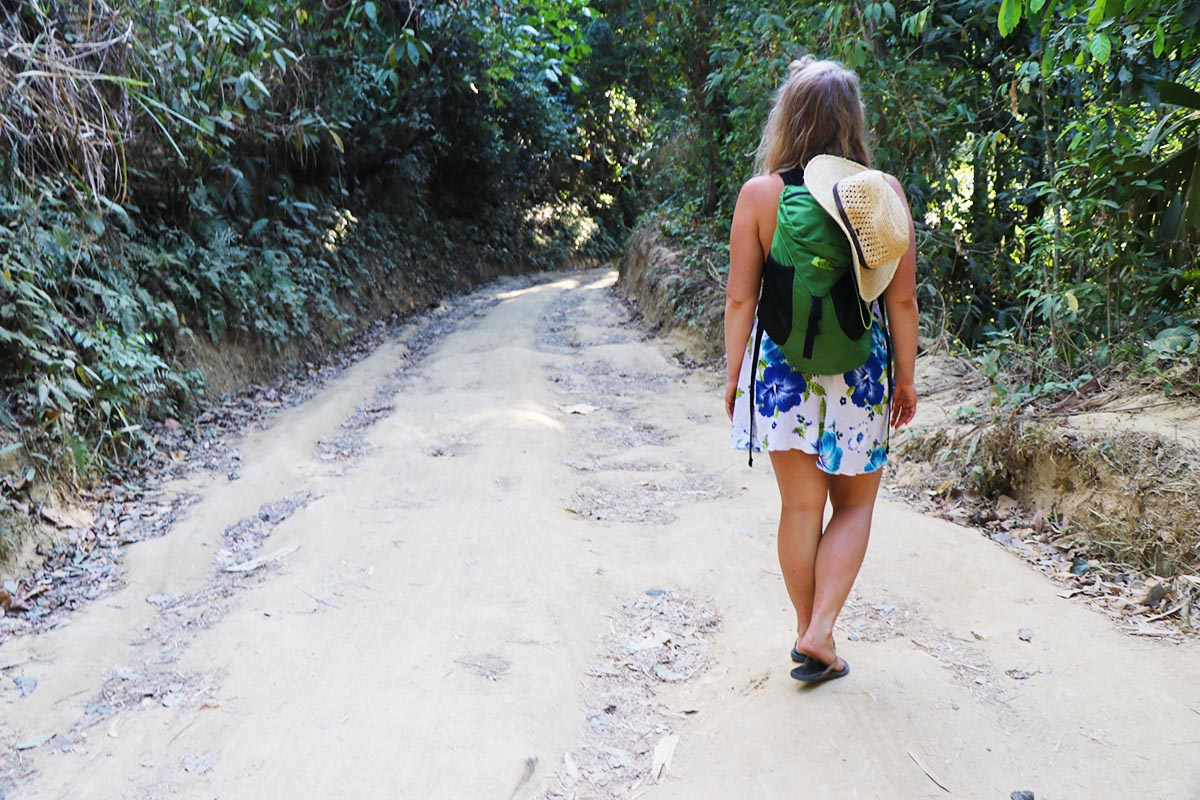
[619, 225, 724, 361]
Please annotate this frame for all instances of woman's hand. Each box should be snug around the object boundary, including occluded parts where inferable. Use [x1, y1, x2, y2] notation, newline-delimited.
[725, 375, 739, 421]
[890, 380, 917, 428]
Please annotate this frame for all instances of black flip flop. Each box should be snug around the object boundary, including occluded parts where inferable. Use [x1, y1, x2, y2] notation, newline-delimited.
[790, 656, 850, 683]
[790, 647, 812, 666]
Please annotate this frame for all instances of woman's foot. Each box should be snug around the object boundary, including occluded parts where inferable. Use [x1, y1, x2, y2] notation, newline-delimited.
[796, 630, 844, 673]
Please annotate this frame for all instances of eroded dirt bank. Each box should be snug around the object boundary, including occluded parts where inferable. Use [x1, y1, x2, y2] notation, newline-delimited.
[1, 270, 1199, 799]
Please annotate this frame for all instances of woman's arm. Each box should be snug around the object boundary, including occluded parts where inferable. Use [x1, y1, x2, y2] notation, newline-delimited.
[725, 177, 776, 420]
[882, 175, 919, 429]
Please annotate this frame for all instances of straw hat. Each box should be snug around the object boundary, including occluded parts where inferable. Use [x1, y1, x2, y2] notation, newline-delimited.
[803, 155, 910, 302]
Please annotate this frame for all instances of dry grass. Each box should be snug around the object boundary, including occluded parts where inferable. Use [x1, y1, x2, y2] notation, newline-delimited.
[0, 1, 136, 200]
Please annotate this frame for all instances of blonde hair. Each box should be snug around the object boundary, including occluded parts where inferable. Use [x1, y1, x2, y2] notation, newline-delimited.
[754, 57, 873, 176]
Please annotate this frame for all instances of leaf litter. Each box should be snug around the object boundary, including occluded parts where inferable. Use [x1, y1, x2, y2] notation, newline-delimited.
[0, 493, 312, 792]
[540, 591, 719, 799]
[567, 474, 726, 526]
[534, 286, 644, 355]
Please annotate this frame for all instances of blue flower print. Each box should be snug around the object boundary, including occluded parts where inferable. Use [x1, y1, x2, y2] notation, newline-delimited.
[761, 336, 787, 366]
[844, 351, 885, 409]
[871, 320, 888, 355]
[818, 429, 843, 472]
[865, 444, 888, 472]
[757, 362, 806, 417]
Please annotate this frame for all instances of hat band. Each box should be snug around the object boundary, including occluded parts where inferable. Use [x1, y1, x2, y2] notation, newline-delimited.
[833, 185, 871, 274]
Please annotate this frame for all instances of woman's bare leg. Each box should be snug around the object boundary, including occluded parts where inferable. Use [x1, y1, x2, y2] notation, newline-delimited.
[796, 469, 882, 668]
[767, 450, 829, 650]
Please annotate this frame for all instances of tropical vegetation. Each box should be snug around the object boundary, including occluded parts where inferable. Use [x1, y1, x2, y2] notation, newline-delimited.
[1, 0, 1198, 541]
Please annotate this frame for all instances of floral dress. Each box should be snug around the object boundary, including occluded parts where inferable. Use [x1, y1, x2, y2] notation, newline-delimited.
[731, 309, 892, 475]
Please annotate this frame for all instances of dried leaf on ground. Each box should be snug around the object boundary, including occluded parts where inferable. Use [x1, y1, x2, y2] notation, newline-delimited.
[651, 734, 679, 782]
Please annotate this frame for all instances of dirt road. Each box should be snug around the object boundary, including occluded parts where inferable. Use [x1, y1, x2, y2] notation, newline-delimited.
[2, 270, 1199, 799]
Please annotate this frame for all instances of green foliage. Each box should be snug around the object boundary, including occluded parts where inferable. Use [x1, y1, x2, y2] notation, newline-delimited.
[0, 0, 637, 488]
[607, 0, 1199, 398]
[0, 185, 185, 473]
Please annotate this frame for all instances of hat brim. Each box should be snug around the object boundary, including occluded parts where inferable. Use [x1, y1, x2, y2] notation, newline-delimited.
[804, 155, 901, 304]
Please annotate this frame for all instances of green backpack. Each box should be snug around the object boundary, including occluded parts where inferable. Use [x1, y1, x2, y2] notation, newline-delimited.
[754, 170, 873, 375]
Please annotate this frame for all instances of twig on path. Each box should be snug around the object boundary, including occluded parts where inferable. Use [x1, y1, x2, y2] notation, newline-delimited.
[0, 654, 31, 671]
[223, 544, 300, 574]
[337, 576, 379, 593]
[1043, 400, 1179, 417]
[908, 751, 950, 793]
[1145, 601, 1187, 623]
[300, 589, 341, 610]
[168, 718, 199, 745]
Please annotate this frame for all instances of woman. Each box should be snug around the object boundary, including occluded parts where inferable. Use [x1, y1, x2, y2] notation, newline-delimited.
[724, 58, 919, 683]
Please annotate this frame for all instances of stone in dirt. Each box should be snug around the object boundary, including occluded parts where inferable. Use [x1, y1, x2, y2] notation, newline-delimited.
[1135, 578, 1166, 607]
[10, 674, 36, 697]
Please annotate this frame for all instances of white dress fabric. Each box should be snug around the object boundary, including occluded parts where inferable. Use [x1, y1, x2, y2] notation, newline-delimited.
[731, 310, 892, 475]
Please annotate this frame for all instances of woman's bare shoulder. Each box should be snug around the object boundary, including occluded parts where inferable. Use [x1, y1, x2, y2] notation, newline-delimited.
[736, 173, 784, 208]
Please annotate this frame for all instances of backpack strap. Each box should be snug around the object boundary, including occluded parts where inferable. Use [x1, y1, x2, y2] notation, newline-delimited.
[879, 301, 894, 452]
[747, 321, 765, 467]
[779, 168, 804, 186]
[802, 296, 822, 359]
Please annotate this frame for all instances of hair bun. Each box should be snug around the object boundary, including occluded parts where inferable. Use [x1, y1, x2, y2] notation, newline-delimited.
[788, 56, 815, 76]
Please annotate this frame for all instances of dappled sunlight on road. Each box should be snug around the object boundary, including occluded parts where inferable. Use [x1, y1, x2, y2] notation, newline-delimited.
[582, 271, 618, 291]
[465, 401, 566, 432]
[494, 278, 580, 301]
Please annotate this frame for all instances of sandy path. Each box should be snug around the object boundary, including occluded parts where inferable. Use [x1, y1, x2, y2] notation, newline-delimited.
[2, 270, 1199, 799]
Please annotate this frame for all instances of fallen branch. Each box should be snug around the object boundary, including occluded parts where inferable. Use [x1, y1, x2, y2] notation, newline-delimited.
[1043, 400, 1180, 417]
[1146, 601, 1187, 623]
[223, 544, 300, 573]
